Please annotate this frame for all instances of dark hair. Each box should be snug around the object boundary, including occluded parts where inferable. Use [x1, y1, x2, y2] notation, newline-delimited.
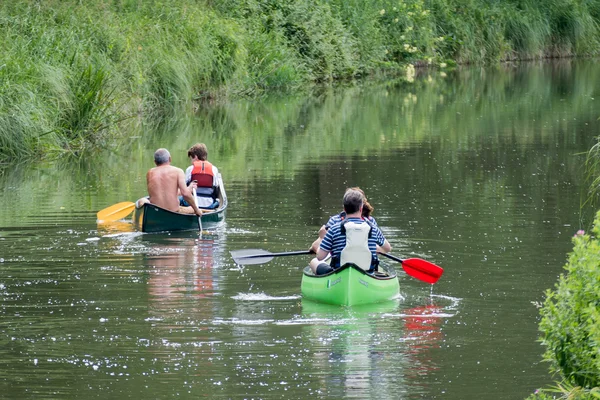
[343, 188, 364, 214]
[362, 200, 374, 218]
[187, 143, 208, 161]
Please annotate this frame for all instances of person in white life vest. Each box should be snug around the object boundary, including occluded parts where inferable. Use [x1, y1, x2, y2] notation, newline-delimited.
[309, 186, 379, 253]
[309, 188, 391, 275]
[181, 143, 221, 209]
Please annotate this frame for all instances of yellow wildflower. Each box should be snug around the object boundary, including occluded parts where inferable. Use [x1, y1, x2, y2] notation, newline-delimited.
[405, 64, 415, 83]
[380, 9, 385, 15]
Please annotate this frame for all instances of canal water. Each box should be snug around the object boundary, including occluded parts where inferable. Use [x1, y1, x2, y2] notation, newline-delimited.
[1, 60, 599, 399]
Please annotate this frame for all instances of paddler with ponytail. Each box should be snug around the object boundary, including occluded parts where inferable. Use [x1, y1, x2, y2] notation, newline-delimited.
[309, 187, 379, 254]
[309, 188, 391, 276]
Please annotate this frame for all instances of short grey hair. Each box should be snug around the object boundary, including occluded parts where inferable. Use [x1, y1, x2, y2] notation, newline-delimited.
[154, 148, 170, 165]
[343, 188, 364, 214]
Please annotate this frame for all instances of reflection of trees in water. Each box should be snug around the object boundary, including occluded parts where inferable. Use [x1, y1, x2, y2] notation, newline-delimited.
[1, 61, 596, 232]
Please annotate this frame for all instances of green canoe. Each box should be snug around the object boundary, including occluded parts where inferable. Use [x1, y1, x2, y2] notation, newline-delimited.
[301, 263, 400, 306]
[132, 202, 226, 232]
[132, 175, 227, 233]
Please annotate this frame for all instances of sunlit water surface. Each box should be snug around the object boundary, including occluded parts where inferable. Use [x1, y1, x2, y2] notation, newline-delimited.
[1, 60, 599, 399]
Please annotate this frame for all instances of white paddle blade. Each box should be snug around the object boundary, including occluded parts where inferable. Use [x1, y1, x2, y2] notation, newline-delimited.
[230, 249, 275, 265]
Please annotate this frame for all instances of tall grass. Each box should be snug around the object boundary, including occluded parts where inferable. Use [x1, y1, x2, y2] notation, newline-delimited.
[1, 0, 600, 162]
[583, 137, 600, 214]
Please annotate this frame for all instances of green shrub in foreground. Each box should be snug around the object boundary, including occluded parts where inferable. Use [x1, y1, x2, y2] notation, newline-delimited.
[529, 210, 600, 399]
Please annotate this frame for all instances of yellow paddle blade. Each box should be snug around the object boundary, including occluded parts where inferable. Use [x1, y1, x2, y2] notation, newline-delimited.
[97, 201, 135, 222]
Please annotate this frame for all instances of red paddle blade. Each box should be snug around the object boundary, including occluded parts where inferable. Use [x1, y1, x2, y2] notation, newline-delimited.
[402, 258, 444, 284]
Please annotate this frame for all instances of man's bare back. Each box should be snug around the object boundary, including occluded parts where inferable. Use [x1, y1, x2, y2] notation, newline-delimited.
[141, 148, 201, 216]
[147, 164, 187, 212]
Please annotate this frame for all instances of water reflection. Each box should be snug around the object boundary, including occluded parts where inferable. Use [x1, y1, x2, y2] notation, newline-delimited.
[401, 304, 444, 382]
[0, 59, 598, 399]
[147, 238, 216, 300]
[300, 297, 450, 398]
[139, 233, 222, 321]
[97, 220, 135, 235]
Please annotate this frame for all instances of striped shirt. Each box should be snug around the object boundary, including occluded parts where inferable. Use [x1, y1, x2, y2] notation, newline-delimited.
[325, 213, 378, 230]
[320, 217, 386, 268]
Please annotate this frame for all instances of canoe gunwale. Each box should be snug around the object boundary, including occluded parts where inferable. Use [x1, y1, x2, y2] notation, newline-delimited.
[302, 262, 398, 281]
[140, 203, 223, 218]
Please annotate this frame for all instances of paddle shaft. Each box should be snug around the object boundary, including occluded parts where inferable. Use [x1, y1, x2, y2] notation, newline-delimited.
[238, 250, 313, 260]
[193, 182, 202, 232]
[379, 252, 404, 263]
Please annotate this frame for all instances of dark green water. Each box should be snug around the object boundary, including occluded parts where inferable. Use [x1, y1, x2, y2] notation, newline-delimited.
[1, 60, 599, 399]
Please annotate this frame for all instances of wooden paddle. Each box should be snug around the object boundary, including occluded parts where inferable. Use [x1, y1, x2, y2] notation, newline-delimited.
[192, 182, 203, 232]
[231, 249, 313, 265]
[97, 201, 135, 222]
[379, 252, 443, 284]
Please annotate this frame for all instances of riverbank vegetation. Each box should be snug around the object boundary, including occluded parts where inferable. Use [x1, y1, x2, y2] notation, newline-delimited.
[528, 211, 600, 399]
[2, 0, 600, 161]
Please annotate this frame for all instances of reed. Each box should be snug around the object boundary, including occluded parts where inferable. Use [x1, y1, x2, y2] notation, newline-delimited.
[583, 138, 600, 214]
[1, 0, 600, 162]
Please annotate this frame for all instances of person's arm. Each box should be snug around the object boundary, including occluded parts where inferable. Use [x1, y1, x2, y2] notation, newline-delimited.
[178, 170, 202, 216]
[374, 227, 392, 254]
[378, 240, 392, 254]
[318, 225, 328, 238]
[315, 228, 335, 261]
[309, 225, 328, 253]
[185, 165, 193, 186]
[213, 166, 220, 187]
[316, 247, 329, 261]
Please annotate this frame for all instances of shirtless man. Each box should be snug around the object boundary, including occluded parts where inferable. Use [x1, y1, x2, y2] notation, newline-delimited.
[136, 148, 202, 216]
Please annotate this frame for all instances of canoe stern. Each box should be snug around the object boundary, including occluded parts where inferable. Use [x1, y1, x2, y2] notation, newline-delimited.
[301, 264, 399, 306]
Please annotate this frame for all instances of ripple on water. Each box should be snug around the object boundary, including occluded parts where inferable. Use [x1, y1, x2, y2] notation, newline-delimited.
[231, 292, 301, 301]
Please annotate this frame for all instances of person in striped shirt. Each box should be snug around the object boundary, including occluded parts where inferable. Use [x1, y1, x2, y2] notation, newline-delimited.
[309, 188, 391, 275]
[309, 187, 379, 254]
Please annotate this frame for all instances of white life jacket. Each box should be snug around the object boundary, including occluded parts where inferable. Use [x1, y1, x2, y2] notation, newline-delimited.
[340, 221, 372, 271]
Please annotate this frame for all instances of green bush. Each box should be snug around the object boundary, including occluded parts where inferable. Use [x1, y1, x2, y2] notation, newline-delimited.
[530, 210, 600, 398]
